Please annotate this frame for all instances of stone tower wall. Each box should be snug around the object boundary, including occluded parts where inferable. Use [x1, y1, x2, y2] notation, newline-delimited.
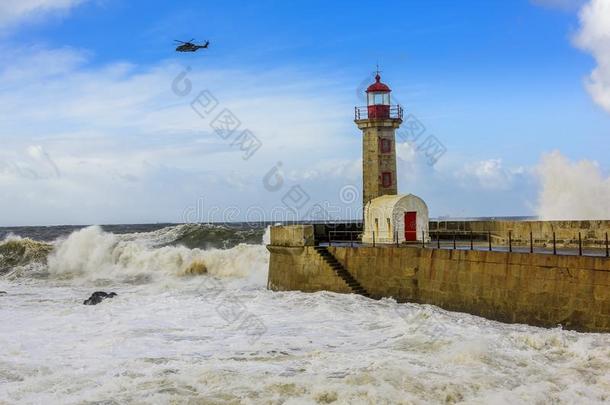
[359, 120, 401, 206]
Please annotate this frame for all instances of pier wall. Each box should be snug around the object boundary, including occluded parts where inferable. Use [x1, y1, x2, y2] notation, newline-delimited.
[267, 225, 610, 332]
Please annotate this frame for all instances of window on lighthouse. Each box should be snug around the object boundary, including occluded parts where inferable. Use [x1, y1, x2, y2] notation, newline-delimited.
[368, 92, 390, 105]
[382, 172, 392, 188]
[380, 138, 392, 153]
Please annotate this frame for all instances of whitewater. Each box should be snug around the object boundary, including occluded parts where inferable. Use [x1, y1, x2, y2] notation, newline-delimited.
[0, 224, 609, 404]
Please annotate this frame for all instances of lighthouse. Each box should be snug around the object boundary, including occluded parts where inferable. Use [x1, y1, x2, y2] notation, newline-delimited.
[355, 72, 403, 207]
[357, 72, 430, 244]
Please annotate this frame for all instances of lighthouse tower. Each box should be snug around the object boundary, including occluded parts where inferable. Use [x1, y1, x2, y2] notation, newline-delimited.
[357, 73, 429, 244]
[355, 72, 403, 207]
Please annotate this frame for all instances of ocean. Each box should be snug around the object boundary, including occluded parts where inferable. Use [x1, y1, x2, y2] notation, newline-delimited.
[0, 224, 609, 404]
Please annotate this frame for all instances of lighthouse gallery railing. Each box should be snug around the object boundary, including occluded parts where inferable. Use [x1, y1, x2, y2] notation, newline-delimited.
[354, 105, 403, 120]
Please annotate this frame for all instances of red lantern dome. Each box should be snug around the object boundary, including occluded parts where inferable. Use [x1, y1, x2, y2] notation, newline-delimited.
[366, 74, 391, 93]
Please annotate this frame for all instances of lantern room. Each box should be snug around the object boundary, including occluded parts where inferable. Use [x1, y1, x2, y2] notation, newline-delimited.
[366, 73, 392, 119]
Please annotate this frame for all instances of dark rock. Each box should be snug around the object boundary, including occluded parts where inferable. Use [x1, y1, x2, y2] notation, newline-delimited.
[0, 291, 6, 295]
[83, 291, 117, 305]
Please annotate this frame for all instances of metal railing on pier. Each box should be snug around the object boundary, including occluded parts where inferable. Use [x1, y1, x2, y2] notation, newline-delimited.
[323, 229, 610, 258]
[328, 230, 364, 247]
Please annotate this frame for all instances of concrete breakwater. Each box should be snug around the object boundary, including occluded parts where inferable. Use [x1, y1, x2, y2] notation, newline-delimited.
[267, 225, 610, 333]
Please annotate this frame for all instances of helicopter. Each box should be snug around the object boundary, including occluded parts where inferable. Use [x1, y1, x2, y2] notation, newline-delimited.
[174, 39, 210, 53]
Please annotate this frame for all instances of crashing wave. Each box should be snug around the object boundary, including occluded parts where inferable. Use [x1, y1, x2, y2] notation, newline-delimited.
[163, 223, 265, 249]
[0, 236, 53, 276]
[112, 223, 265, 250]
[0, 224, 270, 284]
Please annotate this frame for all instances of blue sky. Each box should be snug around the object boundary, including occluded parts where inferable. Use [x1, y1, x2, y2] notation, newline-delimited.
[0, 0, 609, 225]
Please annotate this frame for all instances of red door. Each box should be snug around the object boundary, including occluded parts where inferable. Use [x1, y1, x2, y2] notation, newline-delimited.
[404, 211, 417, 241]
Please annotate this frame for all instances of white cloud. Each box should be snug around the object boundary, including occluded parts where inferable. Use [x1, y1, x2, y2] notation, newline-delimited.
[573, 0, 610, 113]
[287, 159, 361, 182]
[457, 159, 526, 191]
[396, 142, 417, 164]
[0, 45, 87, 82]
[0, 145, 60, 180]
[0, 0, 87, 27]
[536, 151, 610, 220]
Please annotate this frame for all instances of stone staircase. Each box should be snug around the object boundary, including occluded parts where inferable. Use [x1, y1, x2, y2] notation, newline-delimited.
[313, 246, 371, 298]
